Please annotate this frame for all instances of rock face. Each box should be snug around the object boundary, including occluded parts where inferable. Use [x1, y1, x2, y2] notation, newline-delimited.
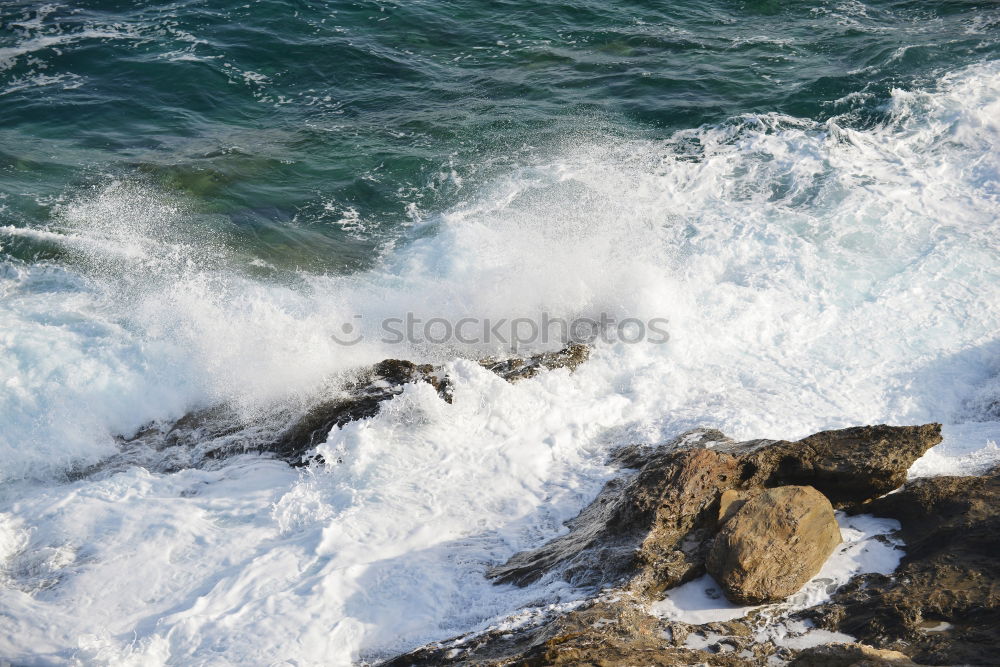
[805, 466, 1000, 665]
[707, 485, 841, 604]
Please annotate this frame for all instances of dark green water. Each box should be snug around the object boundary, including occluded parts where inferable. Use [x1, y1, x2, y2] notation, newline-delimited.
[3, 0, 998, 272]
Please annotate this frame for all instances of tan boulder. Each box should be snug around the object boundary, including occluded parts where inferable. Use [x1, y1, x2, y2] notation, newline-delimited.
[717, 487, 756, 525]
[707, 485, 841, 604]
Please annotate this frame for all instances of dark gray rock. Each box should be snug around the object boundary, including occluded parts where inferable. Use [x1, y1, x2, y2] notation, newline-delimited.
[111, 344, 591, 469]
[803, 466, 1000, 665]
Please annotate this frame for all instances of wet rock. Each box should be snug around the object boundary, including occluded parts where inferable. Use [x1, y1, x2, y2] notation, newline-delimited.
[387, 423, 957, 667]
[114, 344, 591, 467]
[479, 343, 590, 382]
[789, 642, 918, 666]
[730, 424, 942, 509]
[382, 596, 763, 667]
[804, 467, 1000, 665]
[707, 485, 841, 604]
[489, 424, 936, 596]
[274, 345, 589, 463]
[271, 359, 450, 463]
[487, 431, 740, 595]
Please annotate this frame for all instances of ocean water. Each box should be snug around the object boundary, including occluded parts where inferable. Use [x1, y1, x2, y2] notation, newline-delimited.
[1, 0, 1000, 664]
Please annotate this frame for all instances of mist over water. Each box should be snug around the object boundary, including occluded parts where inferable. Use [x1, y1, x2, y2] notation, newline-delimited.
[1, 0, 1000, 664]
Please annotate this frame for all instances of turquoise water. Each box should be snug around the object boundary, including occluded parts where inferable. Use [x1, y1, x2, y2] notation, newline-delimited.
[3, 0, 998, 271]
[3, 2, 1000, 664]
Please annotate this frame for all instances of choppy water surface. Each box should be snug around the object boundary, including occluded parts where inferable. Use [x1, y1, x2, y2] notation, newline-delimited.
[1, 0, 1000, 664]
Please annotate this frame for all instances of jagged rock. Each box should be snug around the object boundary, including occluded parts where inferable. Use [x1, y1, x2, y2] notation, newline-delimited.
[479, 343, 590, 382]
[274, 345, 589, 463]
[730, 424, 942, 509]
[388, 423, 956, 666]
[789, 642, 918, 666]
[114, 344, 591, 467]
[488, 430, 739, 595]
[707, 485, 841, 604]
[804, 467, 1000, 665]
[489, 424, 938, 597]
[271, 359, 450, 463]
[382, 596, 767, 666]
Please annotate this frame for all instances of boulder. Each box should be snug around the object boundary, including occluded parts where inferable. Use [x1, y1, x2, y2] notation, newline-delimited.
[717, 488, 755, 525]
[707, 485, 841, 604]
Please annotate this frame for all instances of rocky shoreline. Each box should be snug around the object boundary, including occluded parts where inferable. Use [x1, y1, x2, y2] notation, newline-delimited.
[111, 346, 1000, 665]
[383, 422, 1000, 667]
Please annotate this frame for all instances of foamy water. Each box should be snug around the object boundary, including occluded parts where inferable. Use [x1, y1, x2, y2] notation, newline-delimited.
[1, 61, 1000, 664]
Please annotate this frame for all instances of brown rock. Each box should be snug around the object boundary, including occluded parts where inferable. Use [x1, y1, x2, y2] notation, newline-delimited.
[487, 431, 740, 595]
[717, 488, 756, 525]
[707, 485, 841, 604]
[732, 424, 942, 508]
[382, 596, 764, 667]
[388, 425, 961, 666]
[789, 642, 918, 666]
[488, 424, 939, 599]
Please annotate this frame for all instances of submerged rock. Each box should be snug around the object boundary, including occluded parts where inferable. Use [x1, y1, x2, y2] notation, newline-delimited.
[479, 343, 590, 382]
[274, 344, 589, 463]
[707, 485, 841, 605]
[804, 466, 1000, 665]
[271, 359, 450, 463]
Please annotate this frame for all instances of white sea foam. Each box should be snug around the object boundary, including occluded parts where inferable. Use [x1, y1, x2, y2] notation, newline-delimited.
[1, 61, 999, 664]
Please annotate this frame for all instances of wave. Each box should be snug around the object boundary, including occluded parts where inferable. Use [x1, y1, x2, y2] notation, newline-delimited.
[1, 60, 999, 663]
